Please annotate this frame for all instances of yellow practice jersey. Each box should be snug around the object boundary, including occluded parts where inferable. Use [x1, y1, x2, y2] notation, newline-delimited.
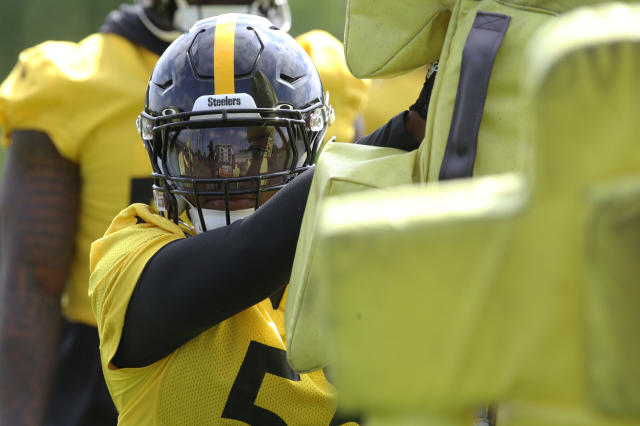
[0, 33, 158, 326]
[362, 67, 427, 135]
[296, 31, 370, 143]
[89, 204, 352, 425]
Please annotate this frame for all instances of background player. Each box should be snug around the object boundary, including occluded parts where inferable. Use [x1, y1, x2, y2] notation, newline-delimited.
[0, 1, 368, 425]
[89, 13, 432, 424]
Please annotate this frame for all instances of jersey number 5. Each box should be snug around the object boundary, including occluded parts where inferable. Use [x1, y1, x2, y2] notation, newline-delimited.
[222, 341, 300, 425]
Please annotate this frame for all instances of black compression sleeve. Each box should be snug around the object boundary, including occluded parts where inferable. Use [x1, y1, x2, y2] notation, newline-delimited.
[114, 167, 314, 367]
[355, 111, 419, 151]
[115, 113, 417, 368]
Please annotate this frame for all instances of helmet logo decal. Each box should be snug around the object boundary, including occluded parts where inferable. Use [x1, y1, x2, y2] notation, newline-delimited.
[214, 14, 237, 95]
[192, 93, 260, 119]
[208, 96, 242, 107]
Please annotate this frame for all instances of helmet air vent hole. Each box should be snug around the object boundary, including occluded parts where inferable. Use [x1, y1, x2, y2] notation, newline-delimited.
[280, 73, 303, 84]
[154, 79, 173, 90]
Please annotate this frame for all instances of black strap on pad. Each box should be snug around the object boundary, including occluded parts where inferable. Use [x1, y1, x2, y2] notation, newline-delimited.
[439, 12, 511, 180]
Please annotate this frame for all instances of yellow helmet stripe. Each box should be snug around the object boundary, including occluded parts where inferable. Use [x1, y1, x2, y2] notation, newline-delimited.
[214, 14, 237, 95]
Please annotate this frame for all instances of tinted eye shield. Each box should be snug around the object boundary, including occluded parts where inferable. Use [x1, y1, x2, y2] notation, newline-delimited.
[138, 105, 322, 162]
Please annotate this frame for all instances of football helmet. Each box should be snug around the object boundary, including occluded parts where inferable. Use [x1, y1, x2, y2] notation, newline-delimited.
[136, 0, 292, 42]
[137, 14, 333, 233]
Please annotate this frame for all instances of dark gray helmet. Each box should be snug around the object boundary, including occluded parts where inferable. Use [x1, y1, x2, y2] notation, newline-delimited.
[137, 14, 333, 232]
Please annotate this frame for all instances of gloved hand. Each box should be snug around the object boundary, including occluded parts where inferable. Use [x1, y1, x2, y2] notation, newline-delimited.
[409, 60, 438, 120]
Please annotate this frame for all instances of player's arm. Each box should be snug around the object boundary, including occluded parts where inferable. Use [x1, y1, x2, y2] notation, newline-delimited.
[355, 110, 425, 150]
[0, 130, 80, 426]
[358, 61, 437, 150]
[115, 167, 315, 367]
[115, 113, 423, 369]
[114, 72, 436, 369]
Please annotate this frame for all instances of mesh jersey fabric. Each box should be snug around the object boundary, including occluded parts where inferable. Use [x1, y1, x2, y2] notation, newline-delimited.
[0, 32, 158, 326]
[89, 204, 348, 425]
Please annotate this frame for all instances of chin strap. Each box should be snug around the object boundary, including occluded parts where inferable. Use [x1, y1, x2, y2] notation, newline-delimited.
[188, 205, 255, 233]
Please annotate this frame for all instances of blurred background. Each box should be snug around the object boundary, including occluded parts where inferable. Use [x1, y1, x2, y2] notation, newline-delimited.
[0, 0, 349, 164]
[0, 0, 349, 79]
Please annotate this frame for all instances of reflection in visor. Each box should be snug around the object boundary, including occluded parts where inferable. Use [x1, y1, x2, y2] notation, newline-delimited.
[165, 125, 304, 195]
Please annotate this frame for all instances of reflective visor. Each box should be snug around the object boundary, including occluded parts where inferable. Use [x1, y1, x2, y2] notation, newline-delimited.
[165, 125, 305, 196]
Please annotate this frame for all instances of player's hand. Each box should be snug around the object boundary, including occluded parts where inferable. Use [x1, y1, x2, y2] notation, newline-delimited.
[405, 61, 438, 145]
[409, 60, 438, 120]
